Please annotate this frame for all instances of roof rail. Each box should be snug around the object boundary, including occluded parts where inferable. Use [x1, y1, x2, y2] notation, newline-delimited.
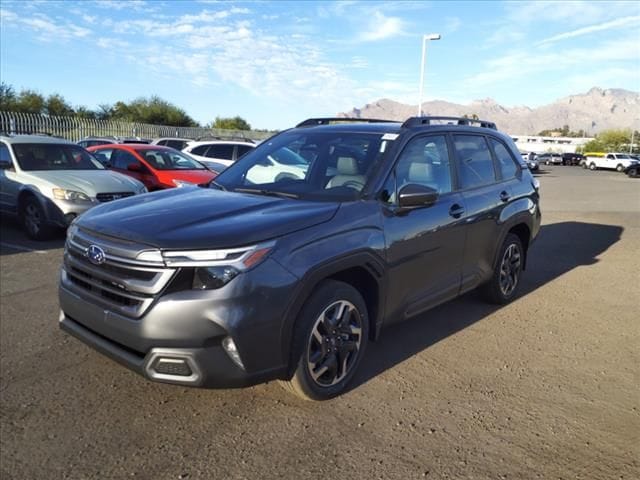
[195, 135, 255, 143]
[402, 116, 497, 130]
[296, 117, 398, 128]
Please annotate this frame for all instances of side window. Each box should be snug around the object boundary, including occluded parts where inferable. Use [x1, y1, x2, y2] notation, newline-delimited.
[207, 144, 234, 160]
[112, 150, 139, 170]
[452, 135, 497, 190]
[236, 145, 253, 158]
[93, 149, 113, 166]
[489, 138, 518, 180]
[0, 143, 12, 164]
[167, 140, 186, 150]
[384, 135, 452, 204]
[191, 145, 209, 156]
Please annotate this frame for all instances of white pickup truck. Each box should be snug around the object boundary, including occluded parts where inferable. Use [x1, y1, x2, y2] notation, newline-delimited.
[585, 152, 639, 172]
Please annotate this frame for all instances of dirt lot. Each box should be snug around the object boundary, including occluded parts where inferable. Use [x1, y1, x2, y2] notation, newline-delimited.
[1, 166, 638, 479]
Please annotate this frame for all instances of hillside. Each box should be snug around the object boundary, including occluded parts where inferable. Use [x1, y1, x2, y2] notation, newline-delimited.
[338, 88, 640, 135]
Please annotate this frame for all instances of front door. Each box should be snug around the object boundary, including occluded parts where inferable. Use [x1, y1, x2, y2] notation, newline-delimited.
[382, 134, 467, 324]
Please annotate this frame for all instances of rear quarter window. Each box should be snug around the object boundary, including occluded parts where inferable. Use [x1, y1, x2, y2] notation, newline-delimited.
[489, 138, 518, 179]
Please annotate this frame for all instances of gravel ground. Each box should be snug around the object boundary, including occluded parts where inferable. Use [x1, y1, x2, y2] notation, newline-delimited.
[1, 165, 638, 480]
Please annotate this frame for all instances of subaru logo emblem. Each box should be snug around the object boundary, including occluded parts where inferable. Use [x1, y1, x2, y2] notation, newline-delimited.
[86, 245, 106, 265]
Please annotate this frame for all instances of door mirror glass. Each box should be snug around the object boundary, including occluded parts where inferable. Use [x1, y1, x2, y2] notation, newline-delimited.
[398, 183, 439, 208]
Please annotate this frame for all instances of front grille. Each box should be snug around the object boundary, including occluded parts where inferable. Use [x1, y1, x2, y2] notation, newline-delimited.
[63, 228, 176, 318]
[96, 192, 135, 202]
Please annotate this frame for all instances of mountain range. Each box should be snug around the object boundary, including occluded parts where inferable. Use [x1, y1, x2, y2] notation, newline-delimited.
[338, 88, 640, 135]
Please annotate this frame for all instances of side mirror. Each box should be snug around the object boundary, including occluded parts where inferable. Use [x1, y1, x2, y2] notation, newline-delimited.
[0, 160, 12, 170]
[398, 184, 439, 209]
[127, 162, 142, 172]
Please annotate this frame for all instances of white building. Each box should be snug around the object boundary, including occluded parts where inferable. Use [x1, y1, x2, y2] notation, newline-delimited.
[511, 135, 594, 154]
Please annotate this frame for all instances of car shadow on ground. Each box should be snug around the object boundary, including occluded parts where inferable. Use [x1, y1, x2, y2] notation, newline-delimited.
[0, 214, 66, 255]
[349, 221, 623, 391]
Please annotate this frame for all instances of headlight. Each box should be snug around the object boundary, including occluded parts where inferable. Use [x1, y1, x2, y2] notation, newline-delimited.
[192, 266, 240, 290]
[173, 179, 194, 187]
[52, 188, 91, 202]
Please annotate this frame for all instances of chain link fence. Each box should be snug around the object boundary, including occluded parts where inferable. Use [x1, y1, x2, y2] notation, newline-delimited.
[0, 111, 273, 142]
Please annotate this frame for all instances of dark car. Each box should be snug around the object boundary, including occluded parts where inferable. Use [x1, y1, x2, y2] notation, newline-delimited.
[58, 116, 541, 400]
[562, 152, 584, 166]
[623, 162, 639, 178]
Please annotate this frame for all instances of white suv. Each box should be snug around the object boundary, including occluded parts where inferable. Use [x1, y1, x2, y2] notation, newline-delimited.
[0, 135, 146, 239]
[182, 139, 255, 170]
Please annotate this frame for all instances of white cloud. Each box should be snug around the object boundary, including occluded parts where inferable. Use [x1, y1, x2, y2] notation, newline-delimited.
[537, 15, 640, 45]
[444, 16, 462, 34]
[359, 11, 405, 41]
[21, 15, 91, 41]
[96, 37, 130, 49]
[82, 14, 97, 24]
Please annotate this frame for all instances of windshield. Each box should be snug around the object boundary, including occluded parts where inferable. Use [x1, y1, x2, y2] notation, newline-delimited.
[138, 149, 206, 170]
[213, 131, 392, 201]
[615, 154, 631, 159]
[13, 143, 104, 171]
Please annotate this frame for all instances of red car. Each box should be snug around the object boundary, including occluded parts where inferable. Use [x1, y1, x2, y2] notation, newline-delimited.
[87, 144, 216, 191]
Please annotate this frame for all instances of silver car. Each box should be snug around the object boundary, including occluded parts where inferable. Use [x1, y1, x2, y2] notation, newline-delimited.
[0, 135, 147, 240]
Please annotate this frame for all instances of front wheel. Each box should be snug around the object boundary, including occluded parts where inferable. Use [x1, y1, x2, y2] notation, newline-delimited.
[21, 196, 54, 240]
[627, 167, 638, 178]
[483, 233, 524, 305]
[281, 280, 369, 401]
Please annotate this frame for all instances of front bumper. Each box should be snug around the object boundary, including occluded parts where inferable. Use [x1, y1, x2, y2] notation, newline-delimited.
[58, 258, 298, 388]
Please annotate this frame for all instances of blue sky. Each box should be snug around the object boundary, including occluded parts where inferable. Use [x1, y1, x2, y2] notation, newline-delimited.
[1, 0, 639, 129]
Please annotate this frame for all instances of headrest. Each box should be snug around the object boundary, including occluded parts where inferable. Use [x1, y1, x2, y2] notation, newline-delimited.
[337, 156, 358, 175]
[408, 162, 434, 183]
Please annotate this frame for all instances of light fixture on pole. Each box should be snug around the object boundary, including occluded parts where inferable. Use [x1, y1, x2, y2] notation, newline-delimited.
[418, 33, 441, 117]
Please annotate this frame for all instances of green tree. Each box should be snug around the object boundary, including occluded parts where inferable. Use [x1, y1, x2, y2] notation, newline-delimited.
[213, 116, 251, 130]
[45, 93, 74, 116]
[581, 129, 633, 153]
[15, 89, 46, 114]
[108, 96, 197, 127]
[0, 82, 17, 111]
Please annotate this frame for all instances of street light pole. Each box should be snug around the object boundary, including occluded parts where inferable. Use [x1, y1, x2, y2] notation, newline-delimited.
[418, 33, 441, 117]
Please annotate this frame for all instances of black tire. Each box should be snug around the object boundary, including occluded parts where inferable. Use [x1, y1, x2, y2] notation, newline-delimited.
[627, 168, 638, 178]
[20, 196, 53, 240]
[616, 164, 624, 172]
[281, 280, 369, 401]
[482, 233, 524, 305]
[589, 163, 597, 171]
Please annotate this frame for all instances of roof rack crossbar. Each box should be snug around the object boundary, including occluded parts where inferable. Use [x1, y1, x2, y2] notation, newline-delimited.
[402, 116, 497, 130]
[296, 117, 398, 128]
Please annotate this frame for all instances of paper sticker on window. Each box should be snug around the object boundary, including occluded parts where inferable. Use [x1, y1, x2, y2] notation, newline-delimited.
[382, 133, 399, 141]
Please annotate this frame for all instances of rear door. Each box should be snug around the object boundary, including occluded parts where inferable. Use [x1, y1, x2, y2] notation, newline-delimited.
[451, 134, 510, 292]
[382, 133, 467, 323]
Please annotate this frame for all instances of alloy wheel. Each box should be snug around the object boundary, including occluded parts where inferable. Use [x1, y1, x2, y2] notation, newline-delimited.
[499, 243, 522, 297]
[24, 203, 42, 237]
[306, 300, 363, 387]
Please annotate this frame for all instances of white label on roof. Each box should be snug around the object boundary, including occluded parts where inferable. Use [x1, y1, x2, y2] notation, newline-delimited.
[381, 133, 399, 141]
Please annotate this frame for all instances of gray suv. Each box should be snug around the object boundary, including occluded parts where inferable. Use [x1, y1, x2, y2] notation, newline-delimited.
[0, 135, 147, 239]
[58, 117, 541, 400]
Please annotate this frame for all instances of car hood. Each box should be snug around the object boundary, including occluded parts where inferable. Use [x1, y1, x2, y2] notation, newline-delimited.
[155, 169, 216, 185]
[78, 187, 340, 249]
[25, 170, 142, 196]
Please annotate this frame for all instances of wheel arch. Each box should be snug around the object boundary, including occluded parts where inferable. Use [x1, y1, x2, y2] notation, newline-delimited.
[279, 251, 386, 374]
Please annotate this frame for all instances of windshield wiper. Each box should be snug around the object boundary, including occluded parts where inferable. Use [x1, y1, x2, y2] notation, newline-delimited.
[209, 181, 227, 191]
[234, 187, 299, 199]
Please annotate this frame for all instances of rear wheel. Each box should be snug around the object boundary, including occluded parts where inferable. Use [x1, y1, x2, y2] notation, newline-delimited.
[589, 163, 597, 171]
[483, 233, 524, 305]
[616, 164, 624, 172]
[281, 280, 369, 401]
[21, 196, 53, 240]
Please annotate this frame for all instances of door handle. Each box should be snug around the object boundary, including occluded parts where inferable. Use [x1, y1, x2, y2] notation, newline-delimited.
[499, 191, 510, 202]
[449, 204, 465, 218]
